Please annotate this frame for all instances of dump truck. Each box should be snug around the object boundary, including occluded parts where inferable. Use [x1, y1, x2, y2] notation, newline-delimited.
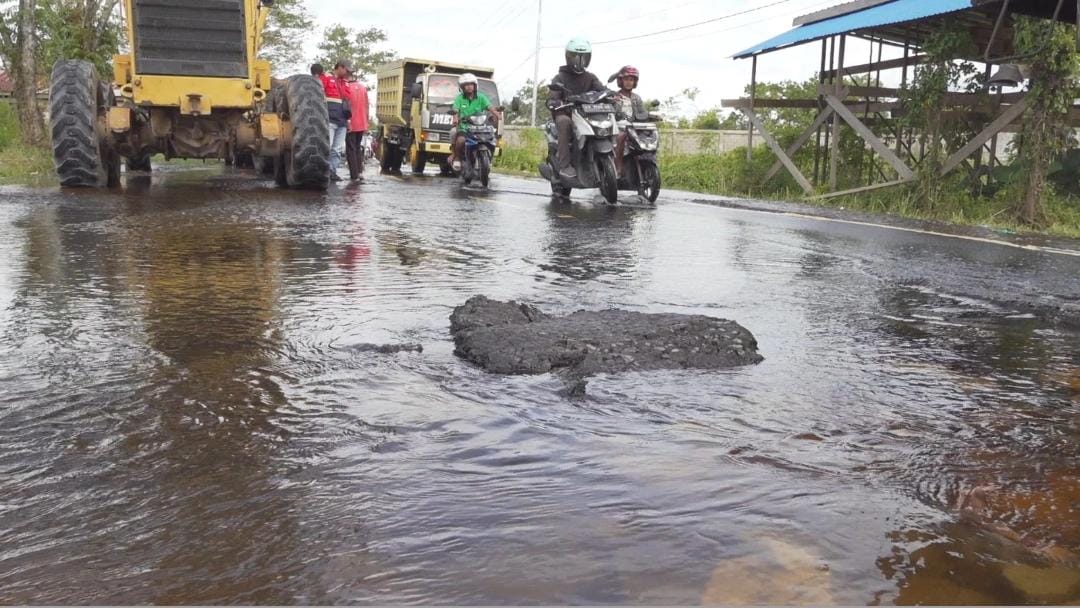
[48, 0, 331, 189]
[375, 58, 503, 175]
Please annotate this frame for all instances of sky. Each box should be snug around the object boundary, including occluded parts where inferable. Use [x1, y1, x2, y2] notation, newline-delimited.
[303, 0, 903, 118]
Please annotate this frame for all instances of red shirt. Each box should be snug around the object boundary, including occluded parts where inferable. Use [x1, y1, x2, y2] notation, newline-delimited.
[318, 73, 342, 99]
[342, 81, 370, 132]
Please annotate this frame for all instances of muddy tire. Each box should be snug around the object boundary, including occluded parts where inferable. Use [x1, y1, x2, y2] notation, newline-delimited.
[280, 75, 330, 189]
[381, 142, 402, 174]
[126, 153, 152, 173]
[598, 154, 618, 204]
[49, 60, 115, 187]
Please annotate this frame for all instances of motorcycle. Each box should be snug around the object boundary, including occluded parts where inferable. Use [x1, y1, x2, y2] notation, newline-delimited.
[453, 111, 498, 188]
[616, 117, 661, 203]
[538, 87, 620, 204]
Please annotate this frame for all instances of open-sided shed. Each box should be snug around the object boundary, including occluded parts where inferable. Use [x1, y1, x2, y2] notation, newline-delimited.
[723, 0, 1080, 198]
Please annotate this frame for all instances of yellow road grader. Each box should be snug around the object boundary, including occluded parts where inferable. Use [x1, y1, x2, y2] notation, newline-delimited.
[49, 0, 331, 189]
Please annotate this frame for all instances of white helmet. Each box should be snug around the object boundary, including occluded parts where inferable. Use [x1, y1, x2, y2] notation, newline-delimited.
[458, 73, 478, 92]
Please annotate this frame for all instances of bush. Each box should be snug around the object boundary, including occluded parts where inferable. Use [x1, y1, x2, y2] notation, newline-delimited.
[495, 127, 545, 173]
[659, 146, 804, 198]
[0, 103, 19, 151]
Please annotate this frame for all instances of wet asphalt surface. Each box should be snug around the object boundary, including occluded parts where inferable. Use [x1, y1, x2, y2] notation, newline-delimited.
[0, 164, 1078, 604]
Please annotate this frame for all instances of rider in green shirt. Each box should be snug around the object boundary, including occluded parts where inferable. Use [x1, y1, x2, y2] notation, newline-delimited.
[450, 73, 497, 172]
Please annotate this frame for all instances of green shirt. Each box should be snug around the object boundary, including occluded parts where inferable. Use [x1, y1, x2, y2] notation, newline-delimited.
[453, 92, 492, 132]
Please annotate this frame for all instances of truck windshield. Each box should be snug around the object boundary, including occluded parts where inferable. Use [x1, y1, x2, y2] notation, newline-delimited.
[427, 74, 501, 107]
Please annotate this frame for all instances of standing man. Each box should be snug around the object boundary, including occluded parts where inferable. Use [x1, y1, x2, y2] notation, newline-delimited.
[341, 65, 370, 182]
[312, 62, 349, 182]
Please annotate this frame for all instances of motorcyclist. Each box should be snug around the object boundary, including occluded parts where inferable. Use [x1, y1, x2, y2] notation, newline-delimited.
[546, 38, 606, 180]
[449, 73, 498, 172]
[609, 65, 647, 177]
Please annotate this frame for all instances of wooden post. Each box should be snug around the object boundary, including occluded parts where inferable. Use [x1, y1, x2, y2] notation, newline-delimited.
[898, 40, 909, 158]
[830, 35, 845, 191]
[764, 107, 834, 182]
[940, 96, 1030, 176]
[747, 55, 757, 161]
[824, 92, 915, 180]
[744, 108, 815, 195]
[814, 38, 827, 184]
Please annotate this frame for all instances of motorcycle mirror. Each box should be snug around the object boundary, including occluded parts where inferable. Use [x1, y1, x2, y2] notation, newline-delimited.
[510, 97, 522, 112]
[648, 99, 661, 109]
[495, 106, 506, 113]
[548, 82, 565, 92]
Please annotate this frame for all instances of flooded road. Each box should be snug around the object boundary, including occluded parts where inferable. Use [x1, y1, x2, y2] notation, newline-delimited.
[1, 166, 1078, 604]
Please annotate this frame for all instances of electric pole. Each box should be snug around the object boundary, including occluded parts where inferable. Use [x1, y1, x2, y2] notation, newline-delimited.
[530, 0, 542, 126]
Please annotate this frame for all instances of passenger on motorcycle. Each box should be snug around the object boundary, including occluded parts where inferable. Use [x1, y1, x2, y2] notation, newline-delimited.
[610, 65, 647, 177]
[546, 38, 607, 180]
[449, 73, 498, 172]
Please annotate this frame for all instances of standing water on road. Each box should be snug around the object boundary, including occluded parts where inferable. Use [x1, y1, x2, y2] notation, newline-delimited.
[1, 168, 1078, 604]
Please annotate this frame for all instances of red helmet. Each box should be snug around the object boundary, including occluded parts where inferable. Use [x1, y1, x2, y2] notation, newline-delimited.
[616, 65, 640, 89]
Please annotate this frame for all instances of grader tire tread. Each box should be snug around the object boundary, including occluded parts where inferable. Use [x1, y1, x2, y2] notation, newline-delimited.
[285, 75, 330, 189]
[49, 60, 106, 187]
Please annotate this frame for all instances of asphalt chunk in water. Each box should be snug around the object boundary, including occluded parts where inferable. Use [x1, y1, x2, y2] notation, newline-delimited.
[450, 295, 763, 393]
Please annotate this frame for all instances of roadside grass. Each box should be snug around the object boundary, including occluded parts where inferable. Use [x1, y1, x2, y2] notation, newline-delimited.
[496, 127, 1080, 238]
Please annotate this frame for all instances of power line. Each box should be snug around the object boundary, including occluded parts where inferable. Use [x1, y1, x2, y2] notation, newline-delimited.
[592, 0, 799, 45]
[598, 0, 838, 50]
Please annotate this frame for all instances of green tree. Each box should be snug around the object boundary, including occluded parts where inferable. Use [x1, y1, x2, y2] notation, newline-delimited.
[36, 0, 123, 77]
[314, 25, 396, 83]
[260, 0, 314, 75]
[503, 79, 550, 125]
[1012, 16, 1080, 224]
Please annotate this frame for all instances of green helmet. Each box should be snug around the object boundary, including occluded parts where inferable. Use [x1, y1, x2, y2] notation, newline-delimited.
[565, 37, 592, 74]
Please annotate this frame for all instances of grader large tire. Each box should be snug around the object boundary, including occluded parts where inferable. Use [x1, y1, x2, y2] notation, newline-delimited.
[280, 75, 330, 189]
[49, 60, 118, 187]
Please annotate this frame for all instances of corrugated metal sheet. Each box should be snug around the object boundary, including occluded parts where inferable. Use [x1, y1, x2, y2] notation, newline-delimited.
[732, 0, 974, 58]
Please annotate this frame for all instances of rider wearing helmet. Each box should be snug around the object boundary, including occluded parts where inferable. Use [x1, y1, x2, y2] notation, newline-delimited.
[546, 38, 606, 180]
[449, 73, 497, 172]
[610, 65, 647, 177]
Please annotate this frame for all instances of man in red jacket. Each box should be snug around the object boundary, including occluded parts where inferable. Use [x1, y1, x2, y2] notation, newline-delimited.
[339, 65, 370, 182]
[312, 62, 349, 181]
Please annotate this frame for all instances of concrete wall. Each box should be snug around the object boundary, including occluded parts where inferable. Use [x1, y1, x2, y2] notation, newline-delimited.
[500, 125, 759, 156]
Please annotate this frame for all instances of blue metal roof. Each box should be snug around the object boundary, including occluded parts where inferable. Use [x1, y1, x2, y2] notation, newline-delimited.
[732, 0, 974, 58]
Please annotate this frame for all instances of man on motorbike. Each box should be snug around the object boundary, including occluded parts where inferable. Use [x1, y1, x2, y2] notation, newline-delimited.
[449, 73, 497, 172]
[610, 65, 647, 177]
[546, 38, 606, 180]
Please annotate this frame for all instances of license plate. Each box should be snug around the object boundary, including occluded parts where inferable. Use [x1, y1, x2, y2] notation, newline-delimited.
[582, 103, 614, 113]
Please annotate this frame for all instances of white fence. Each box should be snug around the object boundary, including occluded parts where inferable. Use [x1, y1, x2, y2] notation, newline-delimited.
[500, 126, 759, 156]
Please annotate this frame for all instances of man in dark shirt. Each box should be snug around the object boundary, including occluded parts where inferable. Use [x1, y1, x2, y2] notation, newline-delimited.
[546, 38, 606, 180]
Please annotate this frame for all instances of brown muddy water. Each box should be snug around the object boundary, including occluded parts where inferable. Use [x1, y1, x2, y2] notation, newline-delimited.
[0, 168, 1078, 604]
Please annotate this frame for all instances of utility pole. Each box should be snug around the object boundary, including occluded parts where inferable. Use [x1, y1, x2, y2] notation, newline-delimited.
[530, 0, 542, 126]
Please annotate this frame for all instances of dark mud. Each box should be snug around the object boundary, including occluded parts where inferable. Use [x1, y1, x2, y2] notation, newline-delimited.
[450, 296, 762, 390]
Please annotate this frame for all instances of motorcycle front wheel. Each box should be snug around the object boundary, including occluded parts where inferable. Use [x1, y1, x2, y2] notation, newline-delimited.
[639, 159, 661, 203]
[598, 155, 619, 204]
[478, 149, 491, 188]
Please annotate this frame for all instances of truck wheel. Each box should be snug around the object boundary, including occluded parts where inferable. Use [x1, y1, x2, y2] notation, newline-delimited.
[126, 153, 152, 173]
[410, 143, 426, 174]
[49, 60, 115, 187]
[438, 156, 455, 177]
[281, 74, 330, 189]
[381, 143, 402, 174]
[598, 155, 618, 204]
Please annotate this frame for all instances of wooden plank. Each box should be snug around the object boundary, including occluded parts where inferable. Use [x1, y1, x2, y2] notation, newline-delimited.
[808, 179, 909, 200]
[820, 54, 929, 79]
[744, 109, 815, 195]
[940, 95, 1030, 176]
[764, 106, 834, 182]
[830, 37, 846, 191]
[824, 93, 915, 180]
[722, 98, 899, 111]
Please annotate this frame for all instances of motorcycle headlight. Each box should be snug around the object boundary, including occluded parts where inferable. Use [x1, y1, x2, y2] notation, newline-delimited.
[588, 119, 612, 130]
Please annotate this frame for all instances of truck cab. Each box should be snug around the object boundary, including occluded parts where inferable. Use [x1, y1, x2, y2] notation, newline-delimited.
[376, 59, 502, 175]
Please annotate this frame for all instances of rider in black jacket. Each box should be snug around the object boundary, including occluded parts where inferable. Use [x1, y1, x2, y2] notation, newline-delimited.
[546, 38, 606, 180]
